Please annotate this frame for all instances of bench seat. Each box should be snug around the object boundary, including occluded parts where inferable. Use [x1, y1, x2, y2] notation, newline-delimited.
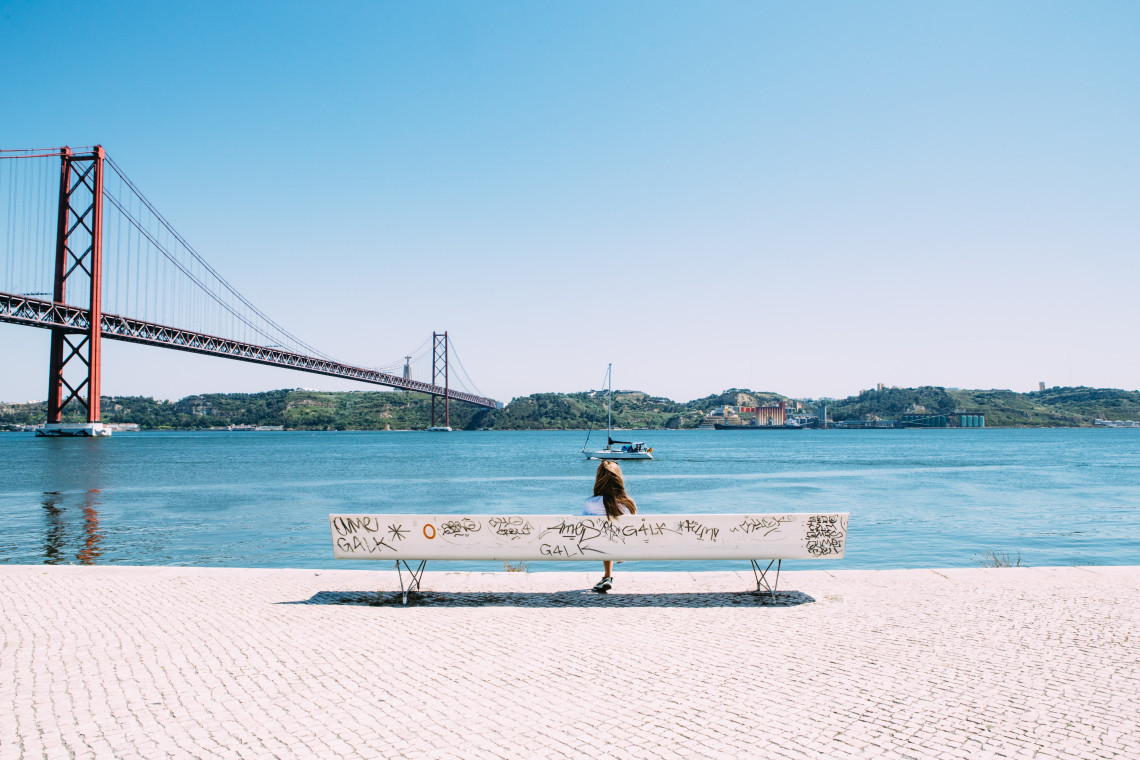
[330, 512, 848, 603]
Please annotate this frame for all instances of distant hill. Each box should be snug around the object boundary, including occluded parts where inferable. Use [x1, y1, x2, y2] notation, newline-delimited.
[829, 386, 1140, 427]
[2, 385, 1138, 431]
[0, 390, 487, 431]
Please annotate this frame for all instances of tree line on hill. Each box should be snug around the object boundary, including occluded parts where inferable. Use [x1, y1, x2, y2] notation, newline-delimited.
[833, 386, 1140, 427]
[2, 385, 1138, 431]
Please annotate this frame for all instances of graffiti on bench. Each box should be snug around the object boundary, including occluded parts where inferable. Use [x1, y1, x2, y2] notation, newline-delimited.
[331, 513, 848, 562]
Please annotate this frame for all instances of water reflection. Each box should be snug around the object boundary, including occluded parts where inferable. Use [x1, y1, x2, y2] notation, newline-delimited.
[35, 438, 107, 564]
[78, 489, 103, 564]
[40, 489, 104, 564]
[41, 491, 66, 564]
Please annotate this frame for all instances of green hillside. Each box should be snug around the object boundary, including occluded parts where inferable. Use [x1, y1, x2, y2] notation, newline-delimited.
[475, 391, 701, 431]
[826, 386, 1140, 427]
[2, 385, 1138, 431]
[952, 387, 1140, 427]
[0, 390, 484, 431]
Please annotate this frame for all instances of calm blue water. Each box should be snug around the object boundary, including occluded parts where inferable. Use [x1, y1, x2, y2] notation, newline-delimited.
[1, 429, 1137, 572]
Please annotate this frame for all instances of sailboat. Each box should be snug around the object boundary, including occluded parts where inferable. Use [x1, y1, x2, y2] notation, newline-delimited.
[582, 364, 653, 460]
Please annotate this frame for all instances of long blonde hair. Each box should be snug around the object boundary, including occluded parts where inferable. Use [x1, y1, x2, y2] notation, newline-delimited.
[594, 460, 637, 518]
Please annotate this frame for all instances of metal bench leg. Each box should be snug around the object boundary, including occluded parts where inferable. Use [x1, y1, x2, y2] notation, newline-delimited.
[750, 559, 781, 598]
[395, 560, 427, 605]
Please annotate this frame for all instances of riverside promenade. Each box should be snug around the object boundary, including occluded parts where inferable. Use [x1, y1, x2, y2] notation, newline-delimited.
[1, 565, 1136, 760]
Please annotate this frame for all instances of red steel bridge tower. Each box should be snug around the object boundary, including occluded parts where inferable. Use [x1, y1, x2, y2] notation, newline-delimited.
[45, 146, 107, 436]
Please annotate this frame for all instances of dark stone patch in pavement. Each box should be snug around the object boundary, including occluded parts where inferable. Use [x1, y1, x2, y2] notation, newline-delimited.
[285, 589, 815, 608]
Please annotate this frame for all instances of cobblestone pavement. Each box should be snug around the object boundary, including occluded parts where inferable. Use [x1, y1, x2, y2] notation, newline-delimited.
[1, 565, 1137, 760]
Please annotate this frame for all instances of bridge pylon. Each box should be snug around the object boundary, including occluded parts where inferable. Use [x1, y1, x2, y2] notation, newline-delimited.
[43, 146, 109, 436]
[430, 331, 449, 430]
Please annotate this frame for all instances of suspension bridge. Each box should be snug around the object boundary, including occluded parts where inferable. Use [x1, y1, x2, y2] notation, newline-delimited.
[0, 146, 497, 435]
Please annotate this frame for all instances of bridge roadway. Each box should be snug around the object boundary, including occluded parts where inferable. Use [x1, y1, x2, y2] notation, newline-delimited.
[0, 291, 497, 408]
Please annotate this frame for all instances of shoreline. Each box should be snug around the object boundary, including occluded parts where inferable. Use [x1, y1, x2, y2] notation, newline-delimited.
[3, 564, 1136, 759]
[5, 424, 1138, 433]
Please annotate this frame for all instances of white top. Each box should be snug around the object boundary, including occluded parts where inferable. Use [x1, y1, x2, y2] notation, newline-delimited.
[583, 495, 632, 516]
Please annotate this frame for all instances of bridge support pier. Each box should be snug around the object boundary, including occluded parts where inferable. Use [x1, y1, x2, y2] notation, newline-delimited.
[43, 146, 108, 437]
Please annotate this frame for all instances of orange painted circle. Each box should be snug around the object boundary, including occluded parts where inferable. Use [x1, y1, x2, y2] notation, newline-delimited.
[423, 524, 436, 539]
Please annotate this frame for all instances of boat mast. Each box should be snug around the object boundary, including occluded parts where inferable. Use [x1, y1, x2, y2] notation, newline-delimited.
[606, 363, 612, 440]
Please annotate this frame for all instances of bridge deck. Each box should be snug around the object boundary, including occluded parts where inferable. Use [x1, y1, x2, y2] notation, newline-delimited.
[0, 291, 496, 407]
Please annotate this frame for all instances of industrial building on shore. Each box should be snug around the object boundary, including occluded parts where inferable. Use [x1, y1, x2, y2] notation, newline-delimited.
[701, 401, 985, 430]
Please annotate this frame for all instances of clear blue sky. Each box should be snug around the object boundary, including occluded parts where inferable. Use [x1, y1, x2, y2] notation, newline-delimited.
[2, 1, 1138, 403]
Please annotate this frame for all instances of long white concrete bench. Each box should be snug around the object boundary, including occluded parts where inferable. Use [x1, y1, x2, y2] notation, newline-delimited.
[331, 512, 849, 603]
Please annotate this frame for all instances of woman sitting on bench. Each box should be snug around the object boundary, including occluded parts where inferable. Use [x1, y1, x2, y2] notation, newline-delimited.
[583, 460, 638, 592]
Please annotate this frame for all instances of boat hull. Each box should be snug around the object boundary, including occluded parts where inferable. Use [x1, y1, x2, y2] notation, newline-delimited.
[584, 449, 653, 460]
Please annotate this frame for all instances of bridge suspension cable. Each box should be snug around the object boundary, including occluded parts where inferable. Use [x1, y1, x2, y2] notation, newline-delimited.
[447, 338, 485, 398]
[1, 151, 57, 301]
[101, 156, 336, 361]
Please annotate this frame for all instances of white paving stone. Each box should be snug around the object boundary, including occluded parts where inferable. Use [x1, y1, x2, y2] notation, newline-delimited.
[0, 565, 1136, 760]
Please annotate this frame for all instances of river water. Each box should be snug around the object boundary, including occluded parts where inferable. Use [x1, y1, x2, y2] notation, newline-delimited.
[1, 428, 1137, 572]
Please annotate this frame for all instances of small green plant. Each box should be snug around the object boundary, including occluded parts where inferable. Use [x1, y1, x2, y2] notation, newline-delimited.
[502, 561, 529, 573]
[978, 550, 1022, 568]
